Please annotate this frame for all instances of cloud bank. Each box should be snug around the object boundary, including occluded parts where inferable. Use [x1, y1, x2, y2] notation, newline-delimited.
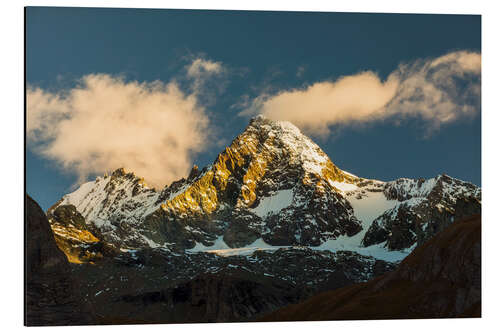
[27, 59, 223, 188]
[241, 51, 481, 136]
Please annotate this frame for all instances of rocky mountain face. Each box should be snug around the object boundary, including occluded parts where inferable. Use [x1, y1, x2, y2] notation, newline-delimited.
[35, 116, 481, 324]
[261, 214, 481, 321]
[25, 195, 95, 326]
[47, 204, 119, 263]
[48, 116, 481, 256]
[48, 116, 365, 250]
[363, 175, 481, 250]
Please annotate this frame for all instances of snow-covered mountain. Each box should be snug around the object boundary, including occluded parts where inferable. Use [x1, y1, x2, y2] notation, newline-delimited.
[42, 116, 482, 323]
[48, 115, 481, 262]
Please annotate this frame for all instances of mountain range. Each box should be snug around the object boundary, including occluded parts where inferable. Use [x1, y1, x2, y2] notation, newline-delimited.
[26, 116, 481, 324]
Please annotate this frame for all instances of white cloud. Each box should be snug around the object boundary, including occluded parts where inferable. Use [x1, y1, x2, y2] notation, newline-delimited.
[186, 58, 224, 93]
[241, 50, 481, 137]
[186, 58, 223, 78]
[27, 72, 212, 188]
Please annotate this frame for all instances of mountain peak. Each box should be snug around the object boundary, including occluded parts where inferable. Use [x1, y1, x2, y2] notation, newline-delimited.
[248, 114, 302, 137]
[240, 115, 352, 184]
[104, 167, 141, 182]
[146, 114, 363, 221]
[110, 167, 127, 178]
[249, 114, 267, 123]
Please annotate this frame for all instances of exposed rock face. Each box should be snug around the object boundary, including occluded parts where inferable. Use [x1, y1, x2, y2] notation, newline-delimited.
[25, 195, 95, 326]
[261, 214, 481, 321]
[47, 204, 119, 263]
[48, 204, 88, 229]
[363, 175, 481, 250]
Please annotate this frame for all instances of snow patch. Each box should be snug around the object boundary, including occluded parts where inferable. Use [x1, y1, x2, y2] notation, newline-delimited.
[329, 180, 359, 192]
[190, 235, 408, 262]
[140, 235, 163, 248]
[189, 236, 231, 252]
[63, 181, 95, 205]
[313, 239, 410, 262]
[205, 238, 290, 257]
[304, 186, 405, 262]
[262, 119, 329, 176]
[347, 191, 398, 235]
[250, 189, 294, 218]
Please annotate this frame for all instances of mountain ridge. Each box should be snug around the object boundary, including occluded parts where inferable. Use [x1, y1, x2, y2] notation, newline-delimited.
[47, 116, 481, 262]
[29, 116, 482, 324]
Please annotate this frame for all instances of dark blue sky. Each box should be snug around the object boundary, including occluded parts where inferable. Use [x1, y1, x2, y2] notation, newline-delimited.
[26, 7, 481, 210]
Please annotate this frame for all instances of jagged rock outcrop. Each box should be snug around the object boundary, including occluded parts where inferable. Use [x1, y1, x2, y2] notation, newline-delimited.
[362, 175, 481, 250]
[261, 214, 481, 321]
[25, 195, 95, 326]
[47, 204, 119, 263]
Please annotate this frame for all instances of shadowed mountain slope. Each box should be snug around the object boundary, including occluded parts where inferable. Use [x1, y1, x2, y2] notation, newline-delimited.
[25, 195, 95, 326]
[261, 214, 481, 321]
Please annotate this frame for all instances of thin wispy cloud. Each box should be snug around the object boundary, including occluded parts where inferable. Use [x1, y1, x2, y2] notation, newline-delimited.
[186, 58, 224, 91]
[183, 57, 227, 106]
[27, 58, 226, 188]
[296, 65, 306, 78]
[240, 50, 481, 137]
[186, 58, 223, 77]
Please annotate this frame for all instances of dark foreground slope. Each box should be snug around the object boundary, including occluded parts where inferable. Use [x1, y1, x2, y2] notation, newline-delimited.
[25, 195, 95, 326]
[98, 269, 305, 324]
[72, 247, 394, 324]
[262, 214, 481, 321]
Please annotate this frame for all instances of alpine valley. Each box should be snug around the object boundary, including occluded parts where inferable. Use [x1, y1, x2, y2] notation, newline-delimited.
[26, 116, 482, 325]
